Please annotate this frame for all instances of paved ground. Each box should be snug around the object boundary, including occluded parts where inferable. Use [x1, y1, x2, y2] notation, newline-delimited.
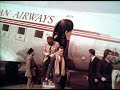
[0, 61, 119, 89]
[0, 70, 88, 89]
[0, 84, 72, 89]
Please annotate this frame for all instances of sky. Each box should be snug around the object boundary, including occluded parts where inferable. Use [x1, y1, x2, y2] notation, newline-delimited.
[1, 1, 120, 14]
[1, 1, 120, 38]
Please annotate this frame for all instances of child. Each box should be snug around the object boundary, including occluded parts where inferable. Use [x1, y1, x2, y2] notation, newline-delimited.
[25, 48, 36, 88]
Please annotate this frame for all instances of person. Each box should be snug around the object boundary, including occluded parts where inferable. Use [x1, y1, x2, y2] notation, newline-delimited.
[114, 70, 120, 89]
[111, 51, 119, 64]
[53, 20, 68, 51]
[112, 70, 120, 89]
[42, 36, 60, 81]
[45, 46, 68, 89]
[87, 49, 100, 89]
[35, 65, 43, 87]
[111, 51, 120, 89]
[64, 30, 72, 58]
[53, 20, 73, 59]
[53, 20, 66, 47]
[97, 49, 113, 89]
[25, 48, 36, 89]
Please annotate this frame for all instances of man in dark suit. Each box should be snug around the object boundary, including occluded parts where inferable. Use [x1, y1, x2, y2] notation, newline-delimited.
[45, 46, 68, 89]
[97, 49, 113, 89]
[87, 49, 100, 89]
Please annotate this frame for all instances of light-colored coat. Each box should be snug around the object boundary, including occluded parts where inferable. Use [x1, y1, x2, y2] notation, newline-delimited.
[43, 41, 60, 62]
[25, 55, 36, 77]
[46, 55, 68, 82]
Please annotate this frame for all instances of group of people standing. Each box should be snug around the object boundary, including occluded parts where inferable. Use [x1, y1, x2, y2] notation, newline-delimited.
[42, 36, 70, 89]
[88, 49, 114, 89]
[25, 36, 69, 89]
[24, 36, 118, 89]
[24, 19, 73, 89]
[13, 18, 119, 89]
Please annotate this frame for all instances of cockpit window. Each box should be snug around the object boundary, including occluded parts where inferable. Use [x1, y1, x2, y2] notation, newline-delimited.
[2, 24, 9, 31]
[34, 30, 43, 38]
[18, 27, 25, 35]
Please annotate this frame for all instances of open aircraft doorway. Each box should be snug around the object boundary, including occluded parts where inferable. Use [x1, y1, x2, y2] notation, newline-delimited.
[52, 19, 75, 70]
[53, 19, 73, 58]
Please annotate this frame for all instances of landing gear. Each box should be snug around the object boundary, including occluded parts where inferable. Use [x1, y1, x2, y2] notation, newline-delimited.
[5, 61, 21, 83]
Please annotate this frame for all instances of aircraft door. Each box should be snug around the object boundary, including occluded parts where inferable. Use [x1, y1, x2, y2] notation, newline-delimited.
[53, 19, 73, 58]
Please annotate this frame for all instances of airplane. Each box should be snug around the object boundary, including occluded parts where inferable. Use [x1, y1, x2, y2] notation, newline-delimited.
[0, 3, 120, 79]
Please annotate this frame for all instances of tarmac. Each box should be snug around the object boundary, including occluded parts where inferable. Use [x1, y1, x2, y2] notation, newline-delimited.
[0, 70, 88, 89]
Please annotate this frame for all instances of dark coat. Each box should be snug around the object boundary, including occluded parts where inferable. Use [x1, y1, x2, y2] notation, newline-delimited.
[97, 59, 113, 89]
[88, 57, 100, 89]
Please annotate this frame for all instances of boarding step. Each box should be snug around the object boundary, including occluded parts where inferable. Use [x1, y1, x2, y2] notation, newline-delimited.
[42, 80, 55, 88]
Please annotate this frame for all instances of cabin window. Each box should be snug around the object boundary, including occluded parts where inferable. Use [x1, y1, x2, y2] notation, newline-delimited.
[18, 27, 25, 35]
[34, 30, 43, 38]
[2, 24, 9, 31]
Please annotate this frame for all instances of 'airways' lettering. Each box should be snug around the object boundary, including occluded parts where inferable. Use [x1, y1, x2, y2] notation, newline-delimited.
[0, 9, 11, 17]
[29, 13, 39, 20]
[13, 11, 20, 18]
[12, 11, 55, 24]
[48, 16, 55, 24]
[43, 15, 50, 22]
[22, 12, 29, 20]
